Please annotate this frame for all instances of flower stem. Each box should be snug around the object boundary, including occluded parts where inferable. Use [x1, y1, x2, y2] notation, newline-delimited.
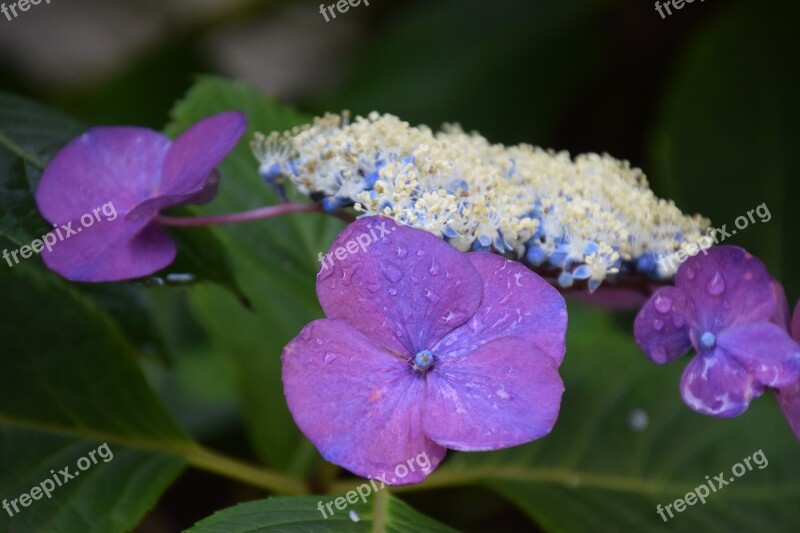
[156, 202, 322, 227]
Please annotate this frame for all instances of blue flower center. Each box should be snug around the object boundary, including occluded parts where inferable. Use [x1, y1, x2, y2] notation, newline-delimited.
[414, 350, 435, 372]
[700, 331, 716, 349]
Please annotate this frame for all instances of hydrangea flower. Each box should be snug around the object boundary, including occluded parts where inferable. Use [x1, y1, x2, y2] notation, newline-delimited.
[634, 245, 800, 417]
[776, 300, 800, 440]
[282, 216, 567, 483]
[252, 112, 712, 291]
[35, 111, 246, 282]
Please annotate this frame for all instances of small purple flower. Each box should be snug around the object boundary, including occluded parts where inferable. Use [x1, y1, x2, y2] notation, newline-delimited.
[282, 216, 567, 484]
[35, 111, 246, 282]
[776, 300, 800, 440]
[634, 245, 800, 417]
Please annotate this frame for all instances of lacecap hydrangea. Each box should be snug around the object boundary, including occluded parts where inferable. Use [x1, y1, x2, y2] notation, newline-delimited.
[252, 112, 711, 292]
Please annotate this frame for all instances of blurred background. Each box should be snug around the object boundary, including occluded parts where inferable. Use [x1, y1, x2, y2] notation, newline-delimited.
[2, 0, 798, 530]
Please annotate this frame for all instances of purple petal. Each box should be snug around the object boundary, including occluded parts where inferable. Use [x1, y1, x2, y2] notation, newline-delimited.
[776, 382, 800, 441]
[770, 281, 791, 330]
[282, 319, 446, 484]
[159, 111, 246, 198]
[675, 246, 776, 330]
[792, 300, 800, 342]
[634, 286, 695, 364]
[41, 218, 175, 282]
[424, 337, 564, 450]
[36, 127, 170, 222]
[680, 350, 761, 417]
[716, 322, 800, 388]
[317, 216, 483, 355]
[432, 252, 567, 365]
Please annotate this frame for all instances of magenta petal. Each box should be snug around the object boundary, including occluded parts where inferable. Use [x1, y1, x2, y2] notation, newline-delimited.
[424, 337, 564, 450]
[716, 322, 800, 388]
[159, 111, 246, 197]
[317, 216, 483, 355]
[776, 382, 800, 441]
[36, 127, 170, 221]
[634, 286, 695, 364]
[676, 246, 776, 329]
[433, 253, 567, 364]
[41, 218, 175, 282]
[680, 350, 760, 417]
[282, 319, 446, 483]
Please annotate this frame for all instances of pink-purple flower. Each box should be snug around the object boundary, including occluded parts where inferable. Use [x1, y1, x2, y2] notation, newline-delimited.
[635, 245, 800, 417]
[35, 111, 246, 282]
[282, 216, 567, 484]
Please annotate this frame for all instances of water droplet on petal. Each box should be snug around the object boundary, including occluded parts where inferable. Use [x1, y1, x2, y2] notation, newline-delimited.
[654, 294, 673, 314]
[314, 338, 324, 346]
[707, 271, 726, 295]
[388, 288, 398, 296]
[394, 246, 408, 259]
[424, 289, 439, 303]
[653, 319, 664, 331]
[429, 260, 441, 276]
[382, 264, 402, 283]
[324, 353, 338, 364]
[672, 314, 685, 328]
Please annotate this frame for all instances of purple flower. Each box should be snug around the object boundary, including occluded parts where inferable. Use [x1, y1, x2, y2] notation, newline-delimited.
[35, 111, 246, 282]
[282, 216, 567, 484]
[634, 245, 800, 417]
[776, 300, 800, 440]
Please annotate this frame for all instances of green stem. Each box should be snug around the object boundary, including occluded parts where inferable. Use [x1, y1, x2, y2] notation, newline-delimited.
[184, 444, 308, 495]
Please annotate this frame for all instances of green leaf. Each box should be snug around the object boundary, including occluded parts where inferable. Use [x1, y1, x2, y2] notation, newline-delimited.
[0, 265, 189, 532]
[649, 0, 800, 300]
[188, 492, 460, 533]
[402, 305, 800, 531]
[167, 76, 346, 472]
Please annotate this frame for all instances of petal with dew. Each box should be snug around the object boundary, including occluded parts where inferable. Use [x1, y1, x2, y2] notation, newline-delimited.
[433, 253, 567, 364]
[424, 337, 564, 451]
[634, 286, 695, 364]
[317, 216, 483, 355]
[282, 319, 445, 484]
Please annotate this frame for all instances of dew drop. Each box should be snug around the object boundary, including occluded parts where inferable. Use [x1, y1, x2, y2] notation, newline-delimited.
[654, 294, 673, 314]
[382, 264, 402, 283]
[314, 338, 324, 346]
[707, 271, 726, 295]
[672, 314, 685, 328]
[424, 289, 439, 303]
[653, 319, 664, 331]
[394, 246, 408, 259]
[324, 353, 338, 364]
[388, 288, 398, 296]
[429, 261, 441, 276]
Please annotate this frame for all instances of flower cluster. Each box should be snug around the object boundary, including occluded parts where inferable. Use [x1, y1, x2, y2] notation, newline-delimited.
[252, 112, 711, 291]
[282, 216, 567, 483]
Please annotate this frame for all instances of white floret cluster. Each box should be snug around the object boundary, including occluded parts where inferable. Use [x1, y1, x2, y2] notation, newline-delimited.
[252, 112, 711, 291]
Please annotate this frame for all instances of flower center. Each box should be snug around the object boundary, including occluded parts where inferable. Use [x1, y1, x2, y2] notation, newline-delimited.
[413, 350, 435, 372]
[700, 331, 716, 349]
